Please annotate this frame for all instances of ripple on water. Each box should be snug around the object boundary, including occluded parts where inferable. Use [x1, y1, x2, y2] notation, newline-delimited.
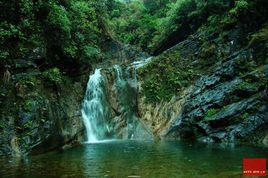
[0, 140, 267, 178]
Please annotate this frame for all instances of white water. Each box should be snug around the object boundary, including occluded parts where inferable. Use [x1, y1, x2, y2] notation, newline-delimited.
[114, 64, 124, 82]
[131, 57, 152, 69]
[84, 139, 121, 144]
[81, 57, 154, 142]
[81, 69, 110, 142]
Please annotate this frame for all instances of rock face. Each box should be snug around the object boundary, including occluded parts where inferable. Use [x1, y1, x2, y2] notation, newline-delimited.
[138, 89, 191, 139]
[138, 23, 268, 147]
[0, 36, 151, 157]
[0, 71, 86, 156]
[0, 38, 151, 156]
[95, 65, 153, 140]
[166, 51, 268, 145]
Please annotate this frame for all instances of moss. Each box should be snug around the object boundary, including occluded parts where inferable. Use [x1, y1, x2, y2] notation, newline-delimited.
[0, 123, 4, 129]
[24, 99, 35, 112]
[238, 81, 259, 91]
[200, 42, 216, 59]
[220, 15, 237, 28]
[204, 108, 219, 120]
[248, 24, 268, 47]
[238, 63, 268, 91]
[139, 51, 197, 103]
[241, 112, 250, 120]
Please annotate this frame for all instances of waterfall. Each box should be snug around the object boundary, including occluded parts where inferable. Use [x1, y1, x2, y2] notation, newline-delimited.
[81, 57, 153, 142]
[81, 69, 111, 143]
[114, 64, 124, 83]
[128, 56, 152, 84]
[131, 57, 152, 69]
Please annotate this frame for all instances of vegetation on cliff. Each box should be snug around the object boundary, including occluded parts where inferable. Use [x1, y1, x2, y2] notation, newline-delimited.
[0, 0, 267, 155]
[0, 0, 114, 155]
[137, 0, 268, 102]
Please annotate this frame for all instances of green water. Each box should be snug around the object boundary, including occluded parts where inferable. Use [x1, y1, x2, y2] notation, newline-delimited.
[0, 140, 267, 178]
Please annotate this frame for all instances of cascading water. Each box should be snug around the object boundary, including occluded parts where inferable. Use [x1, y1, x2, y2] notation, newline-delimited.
[81, 57, 153, 142]
[114, 65, 124, 83]
[128, 56, 152, 84]
[113, 64, 138, 139]
[131, 57, 152, 69]
[81, 68, 111, 143]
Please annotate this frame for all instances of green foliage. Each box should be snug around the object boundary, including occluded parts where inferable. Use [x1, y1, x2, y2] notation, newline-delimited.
[42, 68, 62, 84]
[249, 24, 268, 47]
[24, 99, 35, 111]
[44, 0, 107, 65]
[67, 0, 105, 63]
[109, 0, 233, 53]
[241, 112, 250, 120]
[238, 81, 259, 91]
[200, 42, 217, 59]
[1, 0, 110, 70]
[159, 0, 194, 34]
[153, 0, 232, 50]
[0, 50, 9, 61]
[0, 0, 44, 66]
[82, 46, 101, 60]
[1, 0, 267, 77]
[229, 0, 249, 16]
[109, 0, 173, 52]
[21, 76, 38, 87]
[205, 108, 219, 120]
[47, 3, 71, 40]
[16, 73, 40, 94]
[63, 42, 78, 59]
[139, 51, 197, 102]
[0, 123, 4, 130]
[206, 14, 236, 33]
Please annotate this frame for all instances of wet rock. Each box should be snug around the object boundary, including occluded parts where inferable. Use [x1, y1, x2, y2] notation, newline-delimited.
[205, 97, 260, 127]
[0, 72, 86, 156]
[263, 134, 268, 146]
[165, 47, 268, 146]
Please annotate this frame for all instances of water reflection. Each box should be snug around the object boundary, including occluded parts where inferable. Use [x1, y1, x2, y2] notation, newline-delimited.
[0, 140, 267, 177]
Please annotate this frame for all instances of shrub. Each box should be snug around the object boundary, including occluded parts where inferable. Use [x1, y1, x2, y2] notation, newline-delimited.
[46, 3, 71, 40]
[82, 46, 101, 61]
[229, 0, 249, 16]
[42, 68, 62, 84]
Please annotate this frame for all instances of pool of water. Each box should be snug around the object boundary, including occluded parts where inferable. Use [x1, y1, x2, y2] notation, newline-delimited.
[0, 140, 267, 177]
